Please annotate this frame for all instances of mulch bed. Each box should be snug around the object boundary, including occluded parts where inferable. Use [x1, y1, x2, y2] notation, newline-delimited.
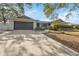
[45, 31, 79, 53]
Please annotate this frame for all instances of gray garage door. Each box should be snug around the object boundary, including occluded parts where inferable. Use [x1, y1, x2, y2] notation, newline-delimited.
[14, 21, 33, 30]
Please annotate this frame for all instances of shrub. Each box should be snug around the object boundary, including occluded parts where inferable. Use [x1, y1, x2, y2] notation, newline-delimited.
[48, 26, 54, 30]
[75, 25, 79, 29]
[53, 24, 60, 31]
[49, 24, 74, 31]
[60, 24, 73, 28]
[72, 25, 79, 29]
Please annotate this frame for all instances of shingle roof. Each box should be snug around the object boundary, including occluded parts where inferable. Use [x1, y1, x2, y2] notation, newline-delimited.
[37, 21, 51, 23]
[15, 15, 38, 22]
[17, 15, 33, 19]
[52, 19, 69, 24]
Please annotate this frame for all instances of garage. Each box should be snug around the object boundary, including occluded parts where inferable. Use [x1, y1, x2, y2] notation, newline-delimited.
[14, 21, 33, 30]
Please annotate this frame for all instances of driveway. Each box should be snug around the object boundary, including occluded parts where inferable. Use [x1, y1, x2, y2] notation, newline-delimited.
[0, 30, 78, 56]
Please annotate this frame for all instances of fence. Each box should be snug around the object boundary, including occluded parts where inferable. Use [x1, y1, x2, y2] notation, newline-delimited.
[0, 21, 14, 30]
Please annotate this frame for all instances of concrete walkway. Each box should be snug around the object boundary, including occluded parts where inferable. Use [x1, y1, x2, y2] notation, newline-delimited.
[0, 31, 79, 56]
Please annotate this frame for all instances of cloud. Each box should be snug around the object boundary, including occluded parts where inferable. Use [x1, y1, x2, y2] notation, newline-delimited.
[25, 10, 39, 15]
[40, 19, 52, 21]
[63, 12, 68, 16]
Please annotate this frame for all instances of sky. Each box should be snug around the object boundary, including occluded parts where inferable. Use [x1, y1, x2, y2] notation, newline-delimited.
[24, 4, 79, 24]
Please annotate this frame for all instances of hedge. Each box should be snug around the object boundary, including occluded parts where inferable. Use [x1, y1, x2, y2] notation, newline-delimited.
[49, 24, 73, 31]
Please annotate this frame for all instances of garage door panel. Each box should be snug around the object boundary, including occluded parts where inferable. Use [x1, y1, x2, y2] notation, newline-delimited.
[14, 21, 33, 30]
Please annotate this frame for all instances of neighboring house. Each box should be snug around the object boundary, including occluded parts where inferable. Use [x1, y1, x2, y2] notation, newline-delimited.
[51, 18, 73, 31]
[0, 15, 51, 30]
[50, 18, 70, 27]
[52, 19, 69, 25]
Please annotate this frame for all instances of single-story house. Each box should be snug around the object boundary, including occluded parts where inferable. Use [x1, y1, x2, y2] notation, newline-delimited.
[0, 15, 51, 30]
[51, 19, 73, 31]
[52, 19, 70, 24]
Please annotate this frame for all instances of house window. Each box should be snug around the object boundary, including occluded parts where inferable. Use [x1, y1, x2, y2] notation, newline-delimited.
[37, 23, 40, 27]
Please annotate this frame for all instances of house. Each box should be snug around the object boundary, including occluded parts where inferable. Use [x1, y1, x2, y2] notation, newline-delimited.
[0, 15, 51, 30]
[52, 19, 69, 25]
[51, 18, 73, 31]
[36, 21, 51, 30]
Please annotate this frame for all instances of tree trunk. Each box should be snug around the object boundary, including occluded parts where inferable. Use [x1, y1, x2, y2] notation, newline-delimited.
[2, 8, 7, 24]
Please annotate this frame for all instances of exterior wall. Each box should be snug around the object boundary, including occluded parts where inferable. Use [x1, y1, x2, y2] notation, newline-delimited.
[39, 23, 50, 29]
[33, 21, 37, 30]
[0, 20, 14, 30]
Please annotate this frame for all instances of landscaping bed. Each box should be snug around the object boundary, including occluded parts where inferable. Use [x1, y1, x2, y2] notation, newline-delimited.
[46, 31, 79, 52]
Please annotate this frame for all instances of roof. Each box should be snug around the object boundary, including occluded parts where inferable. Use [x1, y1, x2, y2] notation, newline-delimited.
[14, 15, 38, 22]
[0, 15, 52, 24]
[15, 15, 51, 23]
[52, 19, 69, 24]
[17, 15, 33, 19]
[37, 21, 51, 23]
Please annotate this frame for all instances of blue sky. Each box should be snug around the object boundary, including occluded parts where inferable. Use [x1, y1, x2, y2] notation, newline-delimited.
[24, 4, 79, 24]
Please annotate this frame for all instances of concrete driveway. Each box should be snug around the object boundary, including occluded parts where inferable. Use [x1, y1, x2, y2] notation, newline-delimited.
[0, 30, 78, 56]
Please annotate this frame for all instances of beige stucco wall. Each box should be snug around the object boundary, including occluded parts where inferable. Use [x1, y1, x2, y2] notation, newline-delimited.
[33, 21, 37, 30]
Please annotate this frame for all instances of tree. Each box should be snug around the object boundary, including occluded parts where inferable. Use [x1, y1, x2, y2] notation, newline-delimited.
[43, 3, 67, 18]
[0, 3, 26, 24]
[0, 3, 79, 24]
[43, 3, 79, 20]
[0, 3, 33, 24]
